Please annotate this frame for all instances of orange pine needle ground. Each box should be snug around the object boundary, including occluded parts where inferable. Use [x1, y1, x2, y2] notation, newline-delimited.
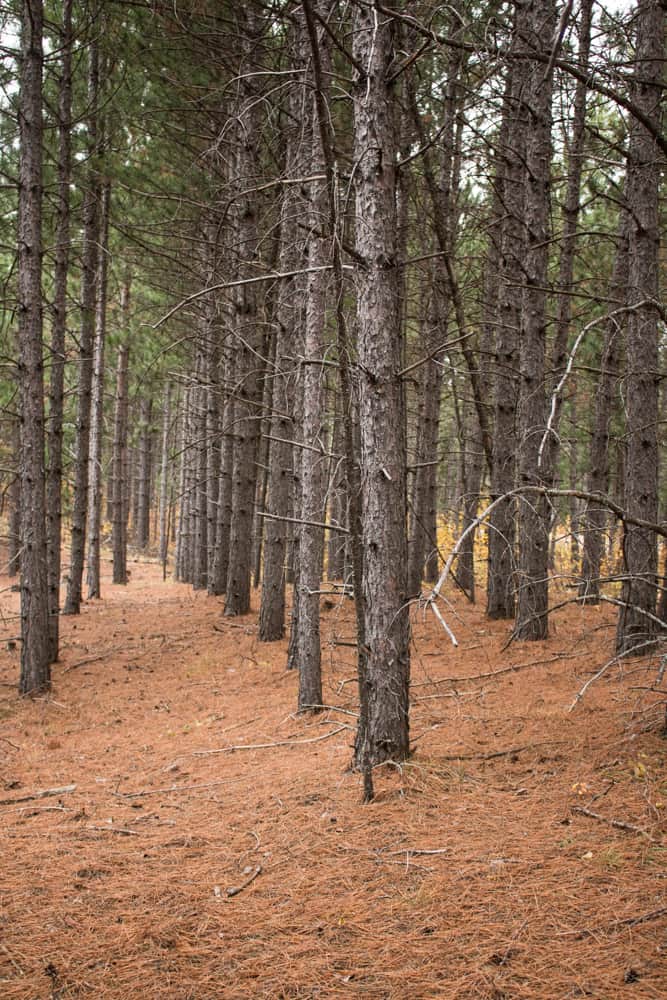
[0, 557, 665, 998]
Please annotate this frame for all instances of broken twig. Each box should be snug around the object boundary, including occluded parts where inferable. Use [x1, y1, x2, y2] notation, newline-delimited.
[0, 783, 76, 806]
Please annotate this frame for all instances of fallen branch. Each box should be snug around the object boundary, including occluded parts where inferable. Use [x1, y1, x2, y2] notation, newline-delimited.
[115, 779, 231, 799]
[86, 825, 139, 836]
[562, 906, 667, 940]
[437, 741, 565, 762]
[0, 783, 76, 806]
[572, 805, 654, 840]
[569, 639, 661, 711]
[412, 652, 576, 687]
[225, 865, 262, 898]
[384, 847, 450, 857]
[63, 647, 125, 673]
[192, 725, 348, 756]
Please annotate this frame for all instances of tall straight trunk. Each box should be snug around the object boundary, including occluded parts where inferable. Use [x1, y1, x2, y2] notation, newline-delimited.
[616, 0, 664, 654]
[8, 422, 21, 577]
[159, 382, 172, 573]
[294, 234, 327, 710]
[135, 397, 153, 550]
[514, 0, 556, 641]
[174, 388, 190, 581]
[251, 331, 274, 589]
[293, 22, 330, 712]
[17, 0, 50, 694]
[544, 0, 593, 478]
[86, 180, 110, 599]
[210, 337, 235, 594]
[63, 35, 100, 615]
[326, 401, 347, 581]
[206, 337, 221, 587]
[111, 344, 130, 584]
[352, 4, 410, 770]
[407, 278, 445, 598]
[487, 56, 525, 620]
[225, 12, 264, 616]
[45, 0, 73, 660]
[456, 401, 485, 602]
[193, 351, 208, 589]
[578, 212, 629, 602]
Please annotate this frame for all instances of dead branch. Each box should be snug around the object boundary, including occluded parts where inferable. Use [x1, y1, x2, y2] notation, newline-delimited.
[225, 865, 262, 898]
[192, 725, 348, 756]
[86, 825, 139, 836]
[569, 639, 661, 711]
[0, 783, 76, 806]
[571, 805, 654, 840]
[437, 741, 565, 762]
[561, 906, 667, 940]
[412, 652, 576, 687]
[115, 779, 231, 799]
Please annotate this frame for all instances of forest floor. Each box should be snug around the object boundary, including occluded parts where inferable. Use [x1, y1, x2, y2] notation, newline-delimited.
[1, 556, 666, 999]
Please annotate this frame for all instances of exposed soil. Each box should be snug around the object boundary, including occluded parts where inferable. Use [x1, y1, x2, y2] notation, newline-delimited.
[1, 558, 666, 999]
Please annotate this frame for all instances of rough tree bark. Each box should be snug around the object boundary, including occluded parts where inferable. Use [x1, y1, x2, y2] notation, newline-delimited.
[407, 276, 445, 598]
[352, 2, 410, 771]
[135, 397, 153, 551]
[615, 0, 664, 654]
[86, 180, 110, 600]
[514, 0, 556, 641]
[578, 212, 629, 602]
[45, 0, 73, 660]
[544, 0, 593, 479]
[17, 0, 50, 694]
[486, 61, 523, 620]
[159, 382, 172, 575]
[224, 9, 265, 616]
[63, 34, 100, 615]
[111, 344, 130, 585]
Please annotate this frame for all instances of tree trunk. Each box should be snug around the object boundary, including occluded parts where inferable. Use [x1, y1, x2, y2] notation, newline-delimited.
[111, 345, 130, 584]
[159, 382, 172, 575]
[486, 60, 523, 621]
[45, 0, 73, 660]
[615, 0, 664, 655]
[17, 0, 50, 694]
[8, 423, 21, 578]
[407, 277, 445, 598]
[514, 0, 556, 641]
[224, 14, 264, 616]
[86, 180, 110, 600]
[210, 338, 235, 595]
[352, 4, 410, 771]
[544, 0, 593, 479]
[63, 36, 100, 616]
[135, 397, 153, 551]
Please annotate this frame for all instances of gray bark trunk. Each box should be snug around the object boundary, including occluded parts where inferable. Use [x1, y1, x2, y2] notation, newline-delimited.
[18, 0, 50, 694]
[111, 344, 130, 584]
[578, 213, 629, 602]
[352, 4, 410, 770]
[225, 15, 264, 616]
[45, 0, 73, 660]
[407, 278, 445, 598]
[86, 180, 110, 600]
[210, 337, 235, 595]
[615, 0, 664, 654]
[135, 397, 153, 550]
[159, 382, 172, 575]
[514, 0, 556, 641]
[487, 61, 523, 620]
[63, 36, 100, 615]
[544, 0, 593, 479]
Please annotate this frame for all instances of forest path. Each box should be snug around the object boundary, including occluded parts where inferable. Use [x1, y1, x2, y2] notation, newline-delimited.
[0, 558, 666, 999]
